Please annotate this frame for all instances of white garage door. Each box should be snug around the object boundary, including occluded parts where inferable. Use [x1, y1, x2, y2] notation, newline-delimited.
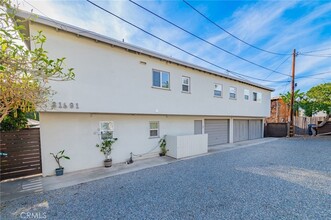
[233, 120, 249, 142]
[249, 120, 263, 140]
[205, 119, 229, 146]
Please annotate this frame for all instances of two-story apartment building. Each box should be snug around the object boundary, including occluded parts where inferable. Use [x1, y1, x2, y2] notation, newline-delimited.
[16, 11, 273, 176]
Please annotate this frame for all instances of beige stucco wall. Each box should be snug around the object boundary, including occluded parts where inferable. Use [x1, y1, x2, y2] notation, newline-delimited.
[29, 22, 271, 117]
[40, 112, 264, 176]
[40, 113, 205, 176]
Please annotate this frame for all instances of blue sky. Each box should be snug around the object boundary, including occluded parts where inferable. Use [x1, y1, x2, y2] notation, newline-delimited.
[18, 0, 331, 96]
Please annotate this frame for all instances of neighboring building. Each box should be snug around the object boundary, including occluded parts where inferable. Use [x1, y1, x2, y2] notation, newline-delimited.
[266, 97, 289, 123]
[16, 11, 273, 176]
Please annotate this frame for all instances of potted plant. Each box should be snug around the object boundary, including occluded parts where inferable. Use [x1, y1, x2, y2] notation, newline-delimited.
[96, 138, 118, 167]
[159, 136, 167, 156]
[50, 150, 70, 176]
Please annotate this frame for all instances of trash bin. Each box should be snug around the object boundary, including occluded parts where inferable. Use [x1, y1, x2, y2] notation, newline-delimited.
[308, 124, 317, 136]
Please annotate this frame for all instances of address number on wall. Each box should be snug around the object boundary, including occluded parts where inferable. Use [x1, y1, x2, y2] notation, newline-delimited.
[51, 102, 79, 109]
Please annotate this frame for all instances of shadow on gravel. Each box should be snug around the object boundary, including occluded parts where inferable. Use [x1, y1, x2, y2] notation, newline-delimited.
[237, 166, 331, 195]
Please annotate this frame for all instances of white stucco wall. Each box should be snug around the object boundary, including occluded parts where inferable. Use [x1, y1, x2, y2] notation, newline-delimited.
[29, 22, 271, 118]
[40, 113, 207, 176]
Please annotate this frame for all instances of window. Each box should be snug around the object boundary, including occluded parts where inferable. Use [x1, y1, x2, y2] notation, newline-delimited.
[149, 121, 159, 137]
[100, 121, 114, 140]
[229, 87, 237, 99]
[257, 92, 262, 103]
[182, 76, 190, 93]
[244, 89, 250, 100]
[153, 70, 170, 89]
[214, 84, 222, 97]
[253, 92, 262, 103]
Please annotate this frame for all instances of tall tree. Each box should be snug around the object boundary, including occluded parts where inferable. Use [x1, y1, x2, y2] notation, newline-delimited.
[301, 83, 331, 117]
[0, 0, 74, 122]
[280, 89, 304, 116]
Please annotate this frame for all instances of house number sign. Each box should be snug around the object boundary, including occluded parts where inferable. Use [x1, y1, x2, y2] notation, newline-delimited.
[51, 102, 79, 109]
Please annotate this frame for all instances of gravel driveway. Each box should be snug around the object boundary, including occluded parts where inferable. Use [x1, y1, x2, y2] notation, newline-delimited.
[1, 136, 331, 219]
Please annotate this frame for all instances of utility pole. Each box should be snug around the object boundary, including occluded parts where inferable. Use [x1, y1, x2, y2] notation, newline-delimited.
[289, 49, 296, 137]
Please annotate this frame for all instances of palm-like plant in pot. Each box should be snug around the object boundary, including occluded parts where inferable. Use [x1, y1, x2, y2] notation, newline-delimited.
[96, 138, 118, 167]
[50, 150, 70, 176]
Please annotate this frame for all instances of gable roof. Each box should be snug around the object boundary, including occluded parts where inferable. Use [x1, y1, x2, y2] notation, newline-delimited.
[15, 10, 274, 91]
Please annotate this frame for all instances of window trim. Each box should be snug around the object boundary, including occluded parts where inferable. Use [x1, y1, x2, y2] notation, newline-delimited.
[257, 92, 262, 103]
[253, 91, 262, 102]
[181, 76, 190, 93]
[229, 86, 237, 100]
[244, 89, 250, 101]
[252, 92, 257, 102]
[152, 69, 170, 89]
[99, 121, 114, 140]
[149, 121, 160, 138]
[214, 83, 223, 98]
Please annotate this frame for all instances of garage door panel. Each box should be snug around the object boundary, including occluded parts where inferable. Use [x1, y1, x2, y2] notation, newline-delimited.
[205, 120, 229, 146]
[249, 120, 262, 140]
[234, 120, 249, 142]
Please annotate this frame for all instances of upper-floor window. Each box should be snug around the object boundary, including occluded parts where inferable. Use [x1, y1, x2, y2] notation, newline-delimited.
[182, 76, 190, 93]
[229, 87, 237, 99]
[100, 121, 114, 140]
[253, 92, 262, 103]
[244, 89, 250, 100]
[214, 84, 222, 97]
[153, 70, 170, 89]
[149, 121, 159, 138]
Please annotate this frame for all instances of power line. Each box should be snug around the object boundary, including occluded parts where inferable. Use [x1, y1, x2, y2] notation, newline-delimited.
[182, 0, 291, 56]
[295, 71, 331, 80]
[264, 55, 292, 80]
[22, 0, 68, 31]
[300, 47, 331, 54]
[86, 0, 289, 83]
[298, 53, 331, 57]
[129, 0, 288, 75]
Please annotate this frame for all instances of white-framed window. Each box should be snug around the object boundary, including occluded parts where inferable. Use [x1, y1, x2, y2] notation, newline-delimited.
[152, 70, 170, 89]
[229, 86, 237, 99]
[182, 76, 190, 93]
[149, 121, 159, 137]
[253, 92, 257, 101]
[257, 92, 262, 103]
[214, 84, 222, 97]
[99, 121, 114, 140]
[253, 92, 262, 103]
[244, 89, 250, 100]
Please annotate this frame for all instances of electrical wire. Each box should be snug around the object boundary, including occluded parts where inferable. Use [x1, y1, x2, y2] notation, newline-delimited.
[22, 0, 68, 31]
[296, 70, 331, 78]
[297, 53, 331, 57]
[129, 0, 288, 76]
[299, 47, 331, 54]
[264, 55, 292, 80]
[182, 0, 291, 56]
[86, 0, 289, 83]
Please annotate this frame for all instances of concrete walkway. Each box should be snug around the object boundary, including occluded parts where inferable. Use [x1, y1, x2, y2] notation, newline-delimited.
[0, 137, 277, 202]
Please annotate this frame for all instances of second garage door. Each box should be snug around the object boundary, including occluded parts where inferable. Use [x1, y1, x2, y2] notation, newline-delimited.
[233, 120, 249, 142]
[205, 119, 229, 146]
[249, 120, 262, 140]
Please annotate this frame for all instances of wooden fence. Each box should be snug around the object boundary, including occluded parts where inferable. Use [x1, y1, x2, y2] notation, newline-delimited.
[265, 116, 329, 137]
[264, 123, 288, 137]
[0, 128, 42, 181]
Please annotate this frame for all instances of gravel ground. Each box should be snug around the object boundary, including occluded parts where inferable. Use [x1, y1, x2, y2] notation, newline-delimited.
[1, 136, 331, 220]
